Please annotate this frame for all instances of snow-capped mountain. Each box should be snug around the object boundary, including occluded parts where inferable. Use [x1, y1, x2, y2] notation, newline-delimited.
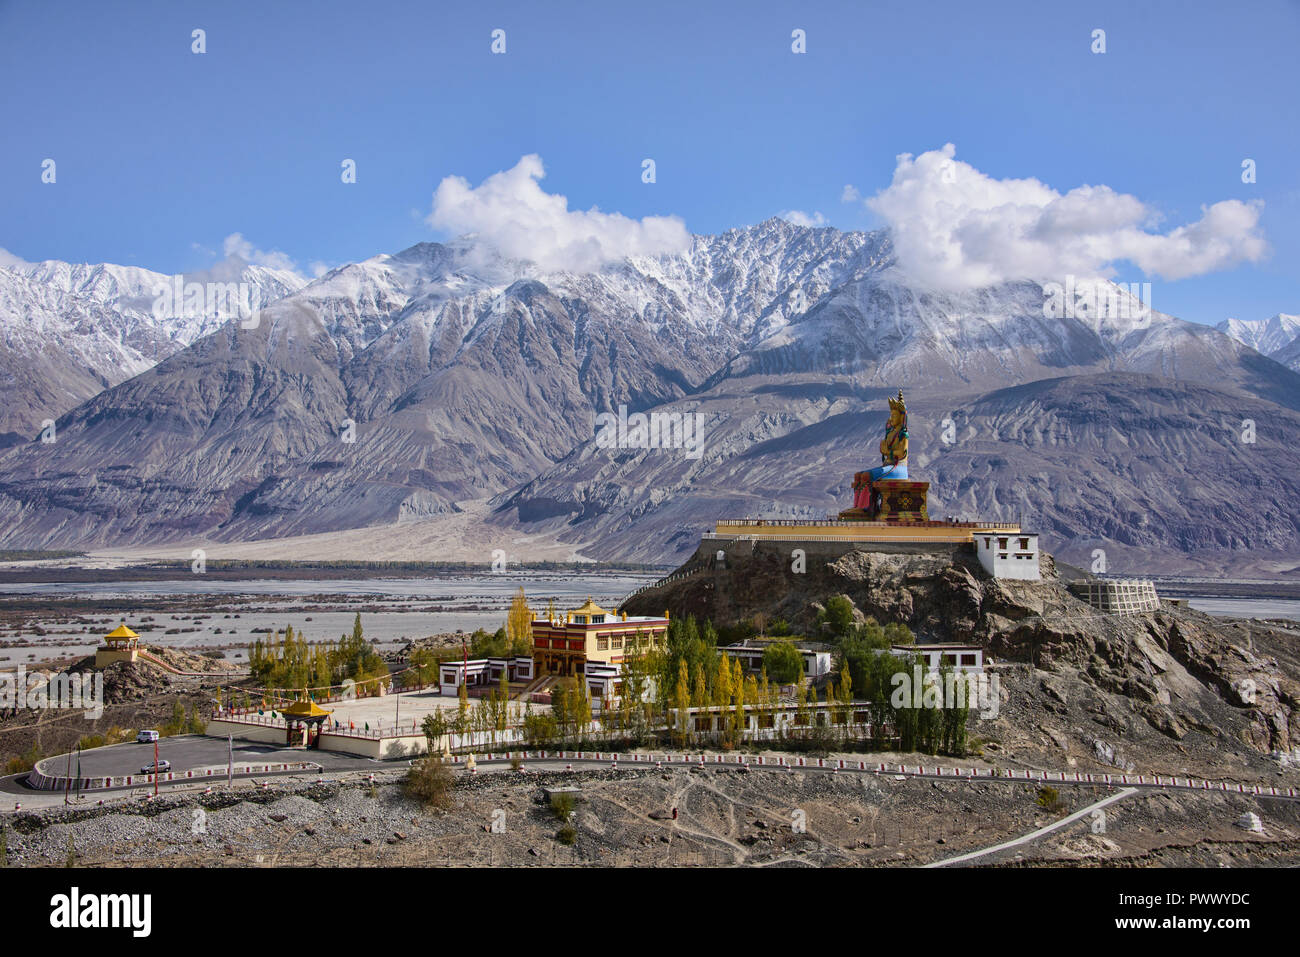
[0, 258, 305, 442]
[1, 219, 1298, 575]
[1217, 313, 1300, 370]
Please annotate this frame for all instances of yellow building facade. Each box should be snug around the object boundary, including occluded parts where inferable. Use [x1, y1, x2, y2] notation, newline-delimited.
[531, 599, 669, 677]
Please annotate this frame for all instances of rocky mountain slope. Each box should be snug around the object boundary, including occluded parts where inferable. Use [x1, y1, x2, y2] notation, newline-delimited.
[1, 220, 1297, 575]
[0, 259, 303, 443]
[1218, 313, 1300, 371]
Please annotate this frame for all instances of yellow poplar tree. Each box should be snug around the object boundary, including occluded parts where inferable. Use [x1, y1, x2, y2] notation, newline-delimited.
[506, 587, 532, 656]
[733, 666, 748, 737]
[715, 655, 732, 709]
[674, 660, 690, 743]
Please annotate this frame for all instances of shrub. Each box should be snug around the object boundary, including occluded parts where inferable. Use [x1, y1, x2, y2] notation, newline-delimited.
[104, 726, 131, 745]
[556, 822, 577, 845]
[159, 700, 186, 736]
[1036, 785, 1065, 812]
[550, 791, 576, 821]
[404, 755, 455, 811]
[4, 743, 42, 775]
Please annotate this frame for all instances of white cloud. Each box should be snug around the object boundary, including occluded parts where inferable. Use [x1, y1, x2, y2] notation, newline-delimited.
[427, 154, 691, 272]
[840, 185, 860, 203]
[0, 246, 32, 269]
[221, 233, 300, 273]
[866, 143, 1268, 291]
[779, 210, 828, 228]
[309, 261, 331, 278]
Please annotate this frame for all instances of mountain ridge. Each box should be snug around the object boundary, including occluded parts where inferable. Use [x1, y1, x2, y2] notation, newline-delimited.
[1, 221, 1297, 576]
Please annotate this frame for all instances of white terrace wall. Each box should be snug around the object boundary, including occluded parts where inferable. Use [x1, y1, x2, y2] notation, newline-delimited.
[207, 716, 528, 760]
[206, 718, 287, 746]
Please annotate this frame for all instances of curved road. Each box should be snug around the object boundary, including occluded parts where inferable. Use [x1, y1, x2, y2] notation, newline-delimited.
[7, 742, 1297, 816]
[1, 734, 388, 806]
[925, 787, 1140, 867]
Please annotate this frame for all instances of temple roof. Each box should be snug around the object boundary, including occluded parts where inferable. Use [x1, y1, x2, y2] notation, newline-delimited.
[572, 597, 607, 617]
[104, 623, 139, 640]
[281, 699, 332, 719]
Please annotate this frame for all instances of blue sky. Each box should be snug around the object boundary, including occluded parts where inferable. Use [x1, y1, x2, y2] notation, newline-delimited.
[1, 0, 1296, 325]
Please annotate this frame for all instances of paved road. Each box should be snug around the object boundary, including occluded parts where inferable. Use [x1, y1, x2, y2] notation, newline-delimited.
[924, 787, 1140, 867]
[10, 742, 1297, 814]
[3, 735, 384, 797]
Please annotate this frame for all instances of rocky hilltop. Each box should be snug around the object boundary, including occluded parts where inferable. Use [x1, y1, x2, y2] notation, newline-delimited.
[623, 539, 1300, 778]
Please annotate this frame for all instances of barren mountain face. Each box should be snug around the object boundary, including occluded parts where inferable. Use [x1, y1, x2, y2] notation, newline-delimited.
[0, 260, 304, 444]
[0, 220, 1297, 574]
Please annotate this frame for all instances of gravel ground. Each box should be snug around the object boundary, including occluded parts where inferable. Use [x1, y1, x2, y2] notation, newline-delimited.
[6, 762, 1300, 868]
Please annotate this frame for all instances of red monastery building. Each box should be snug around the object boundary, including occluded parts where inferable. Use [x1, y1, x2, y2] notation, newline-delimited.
[531, 599, 669, 677]
[438, 599, 669, 696]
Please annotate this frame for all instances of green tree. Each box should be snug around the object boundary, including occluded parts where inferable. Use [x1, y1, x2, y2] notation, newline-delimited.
[421, 710, 449, 754]
[762, 641, 804, 684]
[495, 670, 510, 732]
[732, 658, 747, 739]
[410, 648, 438, 685]
[552, 678, 568, 733]
[456, 680, 470, 734]
[819, 596, 855, 637]
[571, 674, 592, 740]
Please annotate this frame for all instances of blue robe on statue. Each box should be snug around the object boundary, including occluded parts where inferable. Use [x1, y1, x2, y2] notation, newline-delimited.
[866, 460, 908, 481]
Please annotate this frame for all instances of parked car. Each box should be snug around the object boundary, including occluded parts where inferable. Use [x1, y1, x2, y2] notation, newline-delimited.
[140, 760, 170, 774]
[137, 730, 159, 743]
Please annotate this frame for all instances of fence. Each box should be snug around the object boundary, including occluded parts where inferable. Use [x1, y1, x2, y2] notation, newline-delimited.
[25, 760, 320, 793]
[451, 751, 1300, 800]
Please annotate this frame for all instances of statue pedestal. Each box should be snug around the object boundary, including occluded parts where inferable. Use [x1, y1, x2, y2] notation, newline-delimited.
[840, 477, 929, 522]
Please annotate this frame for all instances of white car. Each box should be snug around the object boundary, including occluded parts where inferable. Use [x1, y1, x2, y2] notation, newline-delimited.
[140, 760, 170, 774]
[137, 730, 159, 743]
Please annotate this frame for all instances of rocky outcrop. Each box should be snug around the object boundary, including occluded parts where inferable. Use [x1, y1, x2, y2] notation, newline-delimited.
[624, 540, 1300, 764]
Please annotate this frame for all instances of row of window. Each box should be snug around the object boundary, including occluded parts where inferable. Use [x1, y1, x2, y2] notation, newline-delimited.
[985, 537, 1033, 550]
[594, 633, 665, 651]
